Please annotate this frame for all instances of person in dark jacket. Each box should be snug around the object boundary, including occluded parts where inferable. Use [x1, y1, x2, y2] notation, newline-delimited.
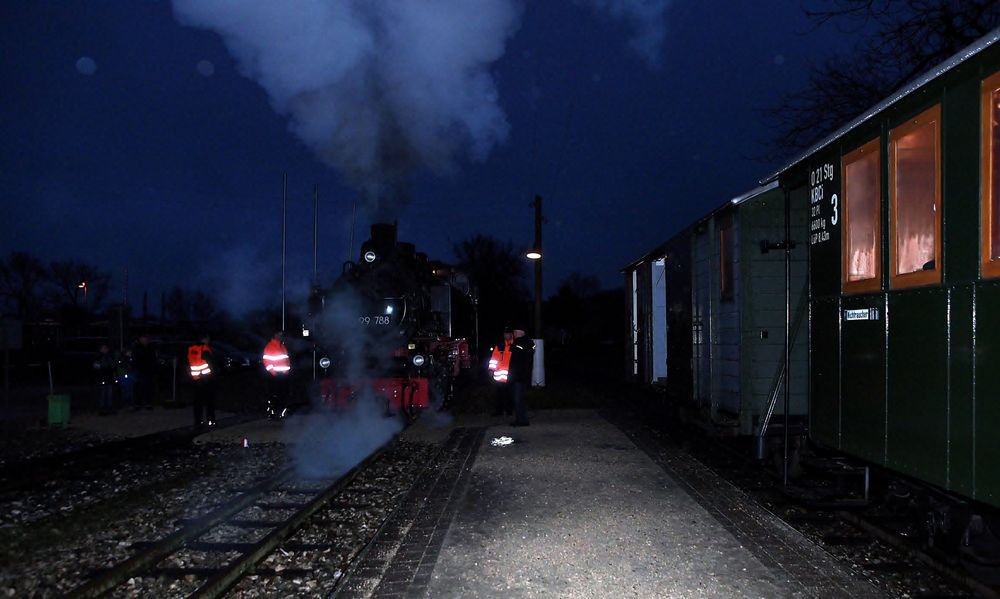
[132, 335, 157, 410]
[116, 349, 135, 409]
[507, 328, 534, 426]
[94, 344, 117, 415]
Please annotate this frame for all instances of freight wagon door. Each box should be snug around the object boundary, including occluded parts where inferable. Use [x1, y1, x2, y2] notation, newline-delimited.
[692, 227, 712, 404]
[651, 258, 668, 382]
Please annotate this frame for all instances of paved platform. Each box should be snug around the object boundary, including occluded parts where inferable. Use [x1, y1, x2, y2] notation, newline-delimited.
[336, 409, 878, 599]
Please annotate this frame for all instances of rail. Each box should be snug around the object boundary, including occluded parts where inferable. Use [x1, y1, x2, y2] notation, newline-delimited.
[65, 439, 395, 599]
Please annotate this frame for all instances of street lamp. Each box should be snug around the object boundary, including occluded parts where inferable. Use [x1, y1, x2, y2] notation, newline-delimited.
[526, 250, 542, 260]
[77, 281, 88, 302]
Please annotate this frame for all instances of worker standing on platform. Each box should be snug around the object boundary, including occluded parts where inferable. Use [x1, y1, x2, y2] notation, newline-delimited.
[508, 328, 534, 427]
[187, 336, 217, 428]
[488, 328, 514, 417]
[262, 331, 291, 419]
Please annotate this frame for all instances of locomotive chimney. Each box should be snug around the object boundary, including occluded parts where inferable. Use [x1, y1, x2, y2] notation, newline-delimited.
[370, 223, 397, 249]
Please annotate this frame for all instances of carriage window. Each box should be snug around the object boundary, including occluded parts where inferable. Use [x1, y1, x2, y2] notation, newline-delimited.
[890, 105, 941, 288]
[842, 138, 881, 293]
[983, 71, 1000, 278]
[719, 213, 734, 300]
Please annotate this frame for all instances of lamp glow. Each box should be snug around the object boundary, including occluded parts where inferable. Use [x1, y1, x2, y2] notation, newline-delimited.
[526, 251, 542, 260]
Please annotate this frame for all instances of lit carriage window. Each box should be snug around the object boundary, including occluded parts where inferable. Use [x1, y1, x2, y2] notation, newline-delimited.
[983, 71, 1000, 278]
[719, 213, 734, 300]
[842, 138, 881, 293]
[890, 105, 941, 289]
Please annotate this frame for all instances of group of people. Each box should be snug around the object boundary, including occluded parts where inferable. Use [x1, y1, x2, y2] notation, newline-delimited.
[185, 331, 291, 428]
[488, 326, 534, 426]
[90, 330, 294, 430]
[93, 335, 158, 415]
[99, 328, 532, 427]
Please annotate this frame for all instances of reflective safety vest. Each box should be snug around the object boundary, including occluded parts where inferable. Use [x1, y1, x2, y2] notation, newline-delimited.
[490, 340, 512, 383]
[263, 338, 291, 376]
[188, 344, 212, 380]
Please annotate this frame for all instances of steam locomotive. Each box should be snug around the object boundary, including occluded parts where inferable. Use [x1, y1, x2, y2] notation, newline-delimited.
[309, 223, 475, 417]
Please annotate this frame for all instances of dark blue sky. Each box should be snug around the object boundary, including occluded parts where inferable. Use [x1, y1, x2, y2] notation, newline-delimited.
[2, 1, 858, 315]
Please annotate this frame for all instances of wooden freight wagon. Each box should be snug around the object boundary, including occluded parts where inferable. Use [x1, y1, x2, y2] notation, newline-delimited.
[624, 183, 809, 441]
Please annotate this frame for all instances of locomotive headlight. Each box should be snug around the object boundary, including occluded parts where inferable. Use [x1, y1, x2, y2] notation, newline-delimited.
[319, 357, 331, 369]
[385, 305, 394, 315]
[364, 250, 376, 263]
[412, 354, 426, 367]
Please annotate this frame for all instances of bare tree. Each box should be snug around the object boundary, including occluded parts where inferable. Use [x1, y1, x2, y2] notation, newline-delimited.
[0, 251, 48, 319]
[163, 286, 190, 323]
[49, 260, 110, 312]
[190, 290, 219, 322]
[557, 272, 602, 299]
[767, 0, 1000, 154]
[452, 235, 529, 346]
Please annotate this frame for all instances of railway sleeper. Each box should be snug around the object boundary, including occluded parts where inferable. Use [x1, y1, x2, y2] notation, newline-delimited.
[187, 541, 258, 552]
[251, 567, 317, 578]
[150, 566, 222, 579]
[280, 542, 338, 551]
[227, 518, 288, 528]
[256, 501, 310, 510]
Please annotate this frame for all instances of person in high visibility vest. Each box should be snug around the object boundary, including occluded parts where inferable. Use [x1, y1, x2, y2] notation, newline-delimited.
[187, 336, 217, 428]
[262, 332, 291, 419]
[489, 329, 514, 416]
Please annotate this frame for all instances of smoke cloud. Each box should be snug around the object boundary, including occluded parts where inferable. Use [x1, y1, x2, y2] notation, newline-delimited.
[172, 0, 519, 218]
[172, 1, 670, 216]
[286, 284, 404, 478]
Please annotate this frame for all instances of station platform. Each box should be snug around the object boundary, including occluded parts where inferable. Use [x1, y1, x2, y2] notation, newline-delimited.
[21, 402, 881, 597]
[336, 409, 879, 599]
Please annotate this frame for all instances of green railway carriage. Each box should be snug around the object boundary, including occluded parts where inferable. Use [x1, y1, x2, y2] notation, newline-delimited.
[763, 29, 1000, 508]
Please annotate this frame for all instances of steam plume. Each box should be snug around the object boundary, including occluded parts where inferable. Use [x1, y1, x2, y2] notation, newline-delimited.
[172, 1, 670, 216]
[172, 0, 519, 217]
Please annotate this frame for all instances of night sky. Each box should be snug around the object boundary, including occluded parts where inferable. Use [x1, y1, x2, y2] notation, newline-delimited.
[2, 1, 861, 315]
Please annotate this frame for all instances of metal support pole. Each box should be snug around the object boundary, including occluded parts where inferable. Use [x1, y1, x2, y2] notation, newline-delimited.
[531, 195, 545, 387]
[313, 185, 319, 286]
[282, 173, 287, 333]
[3, 347, 9, 424]
[533, 195, 543, 339]
[348, 196, 358, 262]
[783, 188, 792, 487]
[312, 184, 320, 382]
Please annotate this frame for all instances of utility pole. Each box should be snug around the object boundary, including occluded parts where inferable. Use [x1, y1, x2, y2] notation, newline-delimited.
[532, 195, 543, 339]
[281, 173, 287, 333]
[313, 185, 319, 286]
[348, 195, 358, 262]
[312, 184, 319, 382]
[528, 195, 545, 387]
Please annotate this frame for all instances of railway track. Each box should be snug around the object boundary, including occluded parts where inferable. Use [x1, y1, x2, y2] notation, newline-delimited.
[608, 404, 992, 598]
[0, 414, 255, 495]
[64, 439, 394, 599]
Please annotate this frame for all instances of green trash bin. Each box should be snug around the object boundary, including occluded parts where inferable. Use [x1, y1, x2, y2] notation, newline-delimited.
[47, 394, 70, 427]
